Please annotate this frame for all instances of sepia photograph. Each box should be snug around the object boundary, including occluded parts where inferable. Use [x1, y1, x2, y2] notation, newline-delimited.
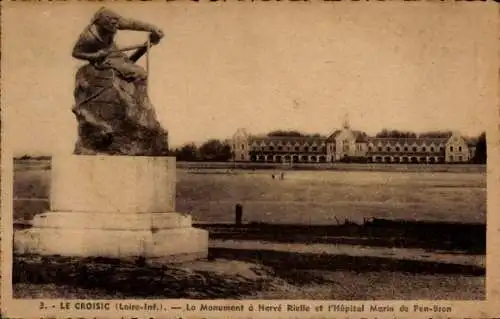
[1, 1, 498, 318]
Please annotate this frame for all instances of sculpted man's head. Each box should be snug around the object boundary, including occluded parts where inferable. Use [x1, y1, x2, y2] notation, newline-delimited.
[93, 7, 120, 33]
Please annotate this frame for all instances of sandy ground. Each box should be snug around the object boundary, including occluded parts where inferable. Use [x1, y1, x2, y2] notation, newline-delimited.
[13, 256, 484, 300]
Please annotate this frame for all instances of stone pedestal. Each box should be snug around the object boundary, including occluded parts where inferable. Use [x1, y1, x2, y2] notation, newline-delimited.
[14, 156, 208, 262]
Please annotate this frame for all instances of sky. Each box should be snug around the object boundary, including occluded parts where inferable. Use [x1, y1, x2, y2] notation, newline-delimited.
[2, 1, 498, 155]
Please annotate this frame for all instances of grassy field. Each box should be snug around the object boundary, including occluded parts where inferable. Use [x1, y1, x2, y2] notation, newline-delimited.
[177, 169, 486, 224]
[13, 162, 486, 224]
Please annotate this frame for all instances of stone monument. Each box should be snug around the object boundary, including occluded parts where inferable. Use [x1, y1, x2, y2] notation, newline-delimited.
[14, 7, 208, 262]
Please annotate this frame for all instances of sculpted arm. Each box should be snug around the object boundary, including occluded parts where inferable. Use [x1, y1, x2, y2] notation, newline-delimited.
[117, 17, 161, 33]
[116, 15, 165, 45]
[72, 32, 108, 62]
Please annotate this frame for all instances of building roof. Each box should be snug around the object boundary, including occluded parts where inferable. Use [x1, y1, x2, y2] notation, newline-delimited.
[326, 130, 342, 140]
[368, 137, 448, 146]
[464, 137, 478, 146]
[353, 130, 369, 143]
[249, 135, 326, 145]
[239, 128, 478, 146]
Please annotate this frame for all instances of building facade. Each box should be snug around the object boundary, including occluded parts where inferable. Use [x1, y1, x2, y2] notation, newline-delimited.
[231, 125, 477, 164]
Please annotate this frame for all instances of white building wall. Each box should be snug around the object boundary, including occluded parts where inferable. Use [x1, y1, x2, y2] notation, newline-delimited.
[445, 133, 470, 163]
[231, 129, 250, 161]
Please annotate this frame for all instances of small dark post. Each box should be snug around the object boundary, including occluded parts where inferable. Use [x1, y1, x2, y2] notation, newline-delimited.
[235, 204, 243, 225]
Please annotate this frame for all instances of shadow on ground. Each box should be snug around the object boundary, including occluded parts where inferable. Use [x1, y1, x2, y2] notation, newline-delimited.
[13, 245, 485, 300]
[201, 219, 486, 255]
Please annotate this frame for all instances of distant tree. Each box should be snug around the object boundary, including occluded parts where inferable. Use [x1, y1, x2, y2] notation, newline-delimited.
[376, 129, 417, 138]
[174, 143, 200, 161]
[472, 132, 486, 164]
[418, 131, 453, 138]
[267, 130, 305, 137]
[309, 133, 324, 138]
[199, 139, 233, 161]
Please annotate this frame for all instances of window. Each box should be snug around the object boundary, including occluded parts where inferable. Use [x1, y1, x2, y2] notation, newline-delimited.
[386, 147, 391, 152]
[304, 146, 309, 152]
[458, 156, 463, 162]
[430, 147, 434, 152]
[412, 147, 417, 152]
[277, 146, 283, 151]
[368, 146, 372, 152]
[241, 154, 244, 160]
[404, 147, 408, 152]
[378, 147, 382, 152]
[312, 146, 318, 151]
[295, 146, 299, 151]
[449, 155, 454, 162]
[270, 146, 274, 151]
[396, 147, 400, 152]
[241, 144, 245, 149]
[458, 146, 462, 152]
[422, 147, 426, 152]
[450, 146, 454, 152]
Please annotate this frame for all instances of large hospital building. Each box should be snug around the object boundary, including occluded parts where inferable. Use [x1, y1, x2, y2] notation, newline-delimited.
[231, 122, 477, 164]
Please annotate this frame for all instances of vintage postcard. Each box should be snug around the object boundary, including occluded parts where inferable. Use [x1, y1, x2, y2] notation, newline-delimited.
[1, 1, 499, 318]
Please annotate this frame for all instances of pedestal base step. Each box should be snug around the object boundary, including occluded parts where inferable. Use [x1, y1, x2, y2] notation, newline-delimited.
[14, 227, 208, 261]
[31, 211, 193, 230]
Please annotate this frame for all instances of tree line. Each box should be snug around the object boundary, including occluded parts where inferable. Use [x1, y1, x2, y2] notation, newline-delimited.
[170, 139, 233, 162]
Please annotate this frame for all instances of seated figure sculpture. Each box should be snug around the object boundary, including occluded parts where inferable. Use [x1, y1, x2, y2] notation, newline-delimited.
[72, 7, 169, 156]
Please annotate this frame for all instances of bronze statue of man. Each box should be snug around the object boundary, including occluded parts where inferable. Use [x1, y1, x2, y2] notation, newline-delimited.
[72, 7, 169, 156]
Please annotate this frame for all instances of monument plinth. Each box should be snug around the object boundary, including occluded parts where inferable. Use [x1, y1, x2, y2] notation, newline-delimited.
[15, 8, 208, 262]
[14, 156, 209, 262]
